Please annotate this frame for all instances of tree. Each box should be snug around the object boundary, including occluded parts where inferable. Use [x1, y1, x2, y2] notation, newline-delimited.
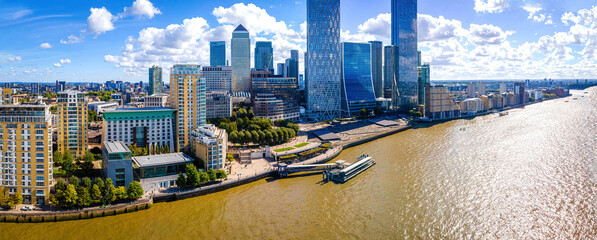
[176, 173, 187, 187]
[165, 144, 170, 153]
[215, 170, 227, 179]
[55, 178, 67, 191]
[247, 109, 255, 119]
[244, 131, 253, 143]
[62, 151, 76, 175]
[207, 169, 217, 182]
[91, 184, 102, 203]
[53, 151, 64, 167]
[199, 171, 210, 183]
[103, 179, 116, 204]
[226, 152, 235, 162]
[161, 144, 166, 154]
[236, 131, 245, 144]
[76, 186, 92, 207]
[127, 181, 144, 200]
[250, 130, 259, 143]
[69, 176, 80, 186]
[230, 111, 237, 121]
[80, 152, 95, 176]
[258, 130, 266, 144]
[359, 108, 369, 118]
[81, 177, 93, 189]
[185, 164, 201, 187]
[229, 131, 238, 143]
[374, 106, 382, 116]
[62, 184, 79, 208]
[114, 186, 127, 201]
[93, 177, 105, 191]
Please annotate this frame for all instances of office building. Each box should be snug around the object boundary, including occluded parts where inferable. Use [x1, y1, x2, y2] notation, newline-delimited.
[340, 42, 377, 116]
[369, 41, 383, 98]
[254, 93, 300, 122]
[288, 50, 299, 81]
[170, 64, 206, 151]
[144, 93, 169, 108]
[103, 107, 176, 152]
[88, 101, 119, 114]
[514, 82, 526, 105]
[133, 152, 193, 190]
[255, 41, 274, 71]
[306, 0, 342, 120]
[102, 141, 133, 187]
[57, 90, 88, 158]
[0, 104, 53, 205]
[31, 83, 40, 94]
[418, 63, 430, 105]
[203, 66, 232, 93]
[424, 85, 461, 120]
[392, 0, 419, 110]
[55, 81, 66, 93]
[231, 25, 251, 93]
[206, 91, 232, 119]
[383, 45, 397, 99]
[148, 66, 163, 95]
[210, 41, 226, 66]
[277, 63, 286, 77]
[189, 125, 228, 170]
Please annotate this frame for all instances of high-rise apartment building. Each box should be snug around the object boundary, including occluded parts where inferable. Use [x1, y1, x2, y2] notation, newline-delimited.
[149, 65, 163, 95]
[203, 66, 232, 93]
[255, 41, 274, 71]
[418, 63, 430, 105]
[189, 125, 227, 170]
[0, 104, 53, 205]
[210, 41, 226, 66]
[55, 81, 66, 93]
[231, 25, 251, 93]
[306, 0, 342, 120]
[169, 64, 206, 151]
[341, 42, 377, 116]
[369, 41, 383, 98]
[30, 83, 40, 94]
[392, 0, 419, 110]
[57, 90, 88, 158]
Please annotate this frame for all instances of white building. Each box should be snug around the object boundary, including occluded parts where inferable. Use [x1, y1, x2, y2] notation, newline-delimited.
[534, 90, 543, 101]
[144, 93, 169, 107]
[460, 98, 484, 115]
[88, 101, 119, 114]
[203, 66, 232, 93]
[189, 125, 227, 170]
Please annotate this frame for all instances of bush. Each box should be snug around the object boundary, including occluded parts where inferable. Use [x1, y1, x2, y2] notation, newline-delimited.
[298, 147, 324, 157]
[321, 143, 332, 149]
[279, 154, 298, 161]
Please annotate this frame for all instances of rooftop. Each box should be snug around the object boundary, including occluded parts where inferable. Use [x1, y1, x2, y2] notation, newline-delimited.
[234, 24, 248, 32]
[105, 107, 176, 112]
[103, 141, 130, 154]
[132, 152, 194, 168]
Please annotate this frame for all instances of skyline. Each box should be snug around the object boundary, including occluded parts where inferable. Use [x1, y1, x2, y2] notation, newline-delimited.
[0, 0, 596, 82]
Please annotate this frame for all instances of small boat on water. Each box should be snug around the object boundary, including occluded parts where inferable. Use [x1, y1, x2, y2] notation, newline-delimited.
[573, 98, 578, 100]
[499, 112, 509, 117]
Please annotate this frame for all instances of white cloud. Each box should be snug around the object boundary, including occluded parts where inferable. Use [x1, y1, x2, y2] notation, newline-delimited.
[53, 63, 61, 67]
[53, 58, 71, 68]
[358, 13, 390, 40]
[474, 0, 509, 14]
[522, 4, 552, 25]
[122, 0, 162, 19]
[419, 14, 466, 42]
[60, 35, 83, 44]
[24, 69, 37, 74]
[469, 24, 513, 45]
[8, 56, 22, 62]
[39, 43, 52, 48]
[87, 7, 115, 34]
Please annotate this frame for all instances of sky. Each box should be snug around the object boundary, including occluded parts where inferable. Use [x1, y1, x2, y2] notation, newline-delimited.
[0, 0, 596, 82]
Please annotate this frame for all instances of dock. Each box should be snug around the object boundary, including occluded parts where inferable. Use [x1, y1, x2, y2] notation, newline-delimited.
[323, 154, 376, 183]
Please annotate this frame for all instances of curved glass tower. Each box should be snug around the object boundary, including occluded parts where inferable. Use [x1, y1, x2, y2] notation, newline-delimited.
[341, 42, 377, 116]
[306, 0, 342, 121]
[392, 0, 418, 111]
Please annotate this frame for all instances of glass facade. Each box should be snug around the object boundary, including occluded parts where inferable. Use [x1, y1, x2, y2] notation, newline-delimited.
[369, 41, 383, 98]
[341, 42, 377, 116]
[418, 63, 430, 105]
[254, 41, 273, 71]
[148, 65, 163, 95]
[210, 41, 226, 66]
[392, 0, 419, 110]
[287, 50, 299, 81]
[231, 25, 251, 93]
[306, 0, 342, 120]
[383, 46, 397, 99]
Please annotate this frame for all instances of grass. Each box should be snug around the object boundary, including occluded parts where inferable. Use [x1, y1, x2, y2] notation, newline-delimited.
[53, 168, 66, 175]
[274, 147, 294, 152]
[293, 142, 309, 148]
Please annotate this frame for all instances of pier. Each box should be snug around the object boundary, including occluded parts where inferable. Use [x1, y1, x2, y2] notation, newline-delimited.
[277, 154, 376, 183]
[277, 160, 348, 178]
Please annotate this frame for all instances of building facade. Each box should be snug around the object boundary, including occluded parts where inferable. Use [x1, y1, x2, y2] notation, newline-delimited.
[306, 0, 342, 120]
[133, 152, 194, 190]
[341, 42, 377, 116]
[189, 125, 227, 170]
[103, 107, 176, 152]
[253, 93, 300, 122]
[231, 25, 251, 93]
[148, 65, 163, 95]
[102, 141, 133, 187]
[251, 75, 300, 122]
[287, 50, 299, 81]
[0, 104, 53, 205]
[418, 63, 430, 105]
[424, 85, 461, 120]
[369, 41, 383, 98]
[144, 94, 169, 108]
[57, 91, 88, 158]
[203, 65, 232, 93]
[392, 0, 419, 110]
[210, 41, 226, 66]
[460, 98, 484, 115]
[383, 45, 398, 99]
[170, 64, 206, 151]
[206, 91, 232, 119]
[255, 41, 274, 71]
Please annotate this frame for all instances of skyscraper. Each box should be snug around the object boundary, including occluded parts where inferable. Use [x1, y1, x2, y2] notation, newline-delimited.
[57, 90, 88, 158]
[203, 66, 232, 93]
[210, 41, 226, 66]
[306, 0, 341, 120]
[369, 41, 383, 98]
[418, 63, 430, 105]
[148, 65, 163, 95]
[383, 45, 397, 99]
[231, 25, 251, 93]
[392, 0, 419, 111]
[287, 50, 299, 81]
[277, 63, 286, 76]
[341, 42, 377, 116]
[254, 41, 274, 71]
[170, 64, 206, 150]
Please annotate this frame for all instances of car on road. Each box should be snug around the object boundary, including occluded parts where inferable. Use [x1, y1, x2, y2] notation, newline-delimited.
[20, 206, 34, 211]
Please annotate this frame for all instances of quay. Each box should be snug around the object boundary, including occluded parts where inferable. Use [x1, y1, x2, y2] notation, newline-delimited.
[278, 154, 376, 183]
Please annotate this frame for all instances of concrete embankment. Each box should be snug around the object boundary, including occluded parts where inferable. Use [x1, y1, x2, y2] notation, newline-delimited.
[0, 198, 153, 223]
[342, 126, 412, 149]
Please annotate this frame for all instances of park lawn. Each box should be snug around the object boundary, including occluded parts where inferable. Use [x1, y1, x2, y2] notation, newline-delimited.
[293, 142, 309, 148]
[274, 147, 295, 152]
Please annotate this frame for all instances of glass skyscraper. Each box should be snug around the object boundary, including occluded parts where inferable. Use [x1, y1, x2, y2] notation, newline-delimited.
[306, 0, 341, 120]
[369, 41, 383, 98]
[254, 41, 273, 71]
[341, 42, 377, 116]
[210, 41, 226, 66]
[383, 45, 397, 98]
[392, 0, 419, 110]
[231, 25, 251, 93]
[148, 65, 163, 95]
[287, 50, 299, 81]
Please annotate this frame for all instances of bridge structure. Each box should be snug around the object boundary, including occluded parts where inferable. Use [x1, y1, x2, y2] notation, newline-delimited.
[277, 160, 347, 178]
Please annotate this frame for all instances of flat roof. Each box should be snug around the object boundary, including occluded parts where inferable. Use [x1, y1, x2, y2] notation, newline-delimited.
[103, 141, 130, 154]
[312, 129, 341, 141]
[132, 152, 194, 168]
[368, 119, 399, 127]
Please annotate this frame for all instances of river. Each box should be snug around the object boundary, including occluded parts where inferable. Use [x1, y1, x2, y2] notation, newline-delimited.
[1, 89, 596, 239]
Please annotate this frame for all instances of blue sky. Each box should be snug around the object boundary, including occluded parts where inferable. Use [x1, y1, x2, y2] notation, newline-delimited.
[0, 0, 596, 82]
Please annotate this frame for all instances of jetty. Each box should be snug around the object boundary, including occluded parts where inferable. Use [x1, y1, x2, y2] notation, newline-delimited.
[277, 154, 376, 183]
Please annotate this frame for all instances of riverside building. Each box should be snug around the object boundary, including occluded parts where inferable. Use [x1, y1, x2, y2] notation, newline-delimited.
[170, 64, 207, 151]
[0, 103, 53, 205]
[424, 85, 461, 120]
[189, 125, 227, 170]
[340, 42, 377, 116]
[57, 90, 88, 158]
[144, 93, 169, 108]
[392, 0, 419, 110]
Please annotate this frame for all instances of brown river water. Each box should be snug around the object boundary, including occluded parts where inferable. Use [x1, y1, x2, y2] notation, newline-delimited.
[1, 89, 596, 239]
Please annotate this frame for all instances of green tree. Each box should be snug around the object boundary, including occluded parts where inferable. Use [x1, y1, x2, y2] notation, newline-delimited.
[185, 164, 201, 187]
[215, 170, 227, 179]
[258, 130, 266, 144]
[207, 169, 217, 181]
[176, 173, 187, 187]
[103, 179, 116, 204]
[247, 109, 255, 119]
[199, 171, 210, 183]
[62, 184, 79, 208]
[127, 181, 144, 200]
[359, 108, 369, 118]
[53, 151, 64, 167]
[55, 178, 67, 191]
[229, 131, 238, 143]
[81, 177, 92, 189]
[114, 186, 127, 201]
[226, 152, 235, 162]
[69, 176, 80, 186]
[93, 177, 105, 191]
[165, 144, 170, 153]
[76, 186, 92, 207]
[62, 151, 76, 175]
[244, 131, 252, 143]
[237, 131, 245, 144]
[374, 106, 382, 116]
[250, 130, 259, 143]
[91, 184, 102, 203]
